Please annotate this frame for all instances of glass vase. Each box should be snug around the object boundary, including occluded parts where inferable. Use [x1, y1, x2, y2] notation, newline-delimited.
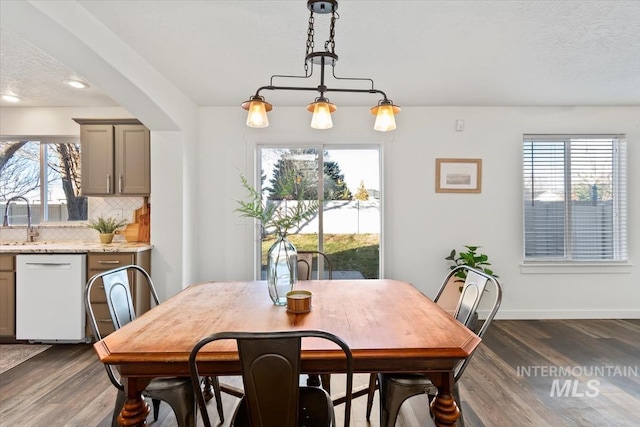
[266, 234, 298, 305]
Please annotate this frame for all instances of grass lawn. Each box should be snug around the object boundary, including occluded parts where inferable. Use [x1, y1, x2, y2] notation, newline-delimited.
[262, 233, 380, 279]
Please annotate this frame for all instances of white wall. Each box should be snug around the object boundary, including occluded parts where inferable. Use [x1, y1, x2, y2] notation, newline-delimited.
[3, 104, 638, 318]
[0, 107, 134, 135]
[196, 105, 640, 319]
[2, 105, 638, 318]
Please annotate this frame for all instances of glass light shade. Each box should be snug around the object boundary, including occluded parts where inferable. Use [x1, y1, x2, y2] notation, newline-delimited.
[373, 104, 397, 131]
[246, 100, 269, 128]
[310, 102, 334, 129]
[371, 101, 400, 132]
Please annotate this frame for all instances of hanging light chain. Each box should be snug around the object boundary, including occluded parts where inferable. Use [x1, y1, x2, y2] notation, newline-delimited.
[243, 1, 400, 132]
[305, 12, 315, 76]
[327, 11, 337, 54]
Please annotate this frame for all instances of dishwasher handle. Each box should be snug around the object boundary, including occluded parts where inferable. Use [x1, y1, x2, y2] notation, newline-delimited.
[25, 262, 71, 265]
[24, 262, 72, 269]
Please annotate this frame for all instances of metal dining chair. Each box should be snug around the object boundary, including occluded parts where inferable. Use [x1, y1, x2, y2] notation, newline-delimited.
[297, 250, 333, 280]
[85, 264, 224, 427]
[365, 265, 503, 427]
[297, 250, 334, 393]
[189, 330, 354, 427]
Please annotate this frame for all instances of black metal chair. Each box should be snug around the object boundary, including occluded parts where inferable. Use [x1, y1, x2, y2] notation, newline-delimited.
[189, 330, 354, 427]
[365, 265, 503, 427]
[85, 265, 224, 427]
[297, 250, 333, 280]
[297, 250, 334, 393]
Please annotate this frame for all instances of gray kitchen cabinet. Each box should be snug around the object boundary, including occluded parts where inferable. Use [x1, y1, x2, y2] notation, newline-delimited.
[0, 254, 16, 337]
[75, 118, 150, 196]
[85, 250, 151, 339]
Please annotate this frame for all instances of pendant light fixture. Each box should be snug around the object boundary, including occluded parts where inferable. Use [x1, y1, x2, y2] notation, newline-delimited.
[241, 0, 400, 131]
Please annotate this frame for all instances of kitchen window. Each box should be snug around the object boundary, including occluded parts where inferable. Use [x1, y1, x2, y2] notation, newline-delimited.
[0, 138, 87, 223]
[257, 145, 382, 279]
[522, 134, 627, 262]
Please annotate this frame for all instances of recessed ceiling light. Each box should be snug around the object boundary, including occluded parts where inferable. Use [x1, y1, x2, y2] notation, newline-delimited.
[64, 79, 90, 89]
[1, 94, 24, 103]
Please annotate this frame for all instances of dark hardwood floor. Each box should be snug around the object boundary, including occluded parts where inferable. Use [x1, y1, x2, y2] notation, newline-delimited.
[1, 320, 639, 427]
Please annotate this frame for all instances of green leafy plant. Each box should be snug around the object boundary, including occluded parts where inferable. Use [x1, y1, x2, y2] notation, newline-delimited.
[235, 173, 319, 237]
[445, 245, 497, 290]
[87, 216, 128, 234]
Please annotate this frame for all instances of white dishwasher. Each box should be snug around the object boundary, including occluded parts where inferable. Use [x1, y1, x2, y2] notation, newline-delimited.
[16, 254, 87, 342]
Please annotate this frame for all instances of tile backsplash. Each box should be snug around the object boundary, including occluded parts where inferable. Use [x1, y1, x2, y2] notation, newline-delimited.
[0, 197, 146, 243]
[89, 197, 145, 223]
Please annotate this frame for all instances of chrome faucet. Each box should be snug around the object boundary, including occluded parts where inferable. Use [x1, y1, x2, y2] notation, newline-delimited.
[2, 196, 39, 242]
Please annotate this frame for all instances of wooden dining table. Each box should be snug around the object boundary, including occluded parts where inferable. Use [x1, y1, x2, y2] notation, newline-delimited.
[94, 279, 481, 427]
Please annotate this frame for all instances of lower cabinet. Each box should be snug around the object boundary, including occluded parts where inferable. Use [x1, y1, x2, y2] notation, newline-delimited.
[0, 254, 16, 337]
[0, 250, 151, 340]
[86, 250, 151, 339]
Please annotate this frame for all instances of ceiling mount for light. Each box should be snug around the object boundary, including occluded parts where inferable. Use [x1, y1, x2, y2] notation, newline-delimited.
[241, 0, 400, 131]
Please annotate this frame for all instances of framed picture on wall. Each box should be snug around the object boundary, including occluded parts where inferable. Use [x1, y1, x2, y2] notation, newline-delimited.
[435, 158, 482, 193]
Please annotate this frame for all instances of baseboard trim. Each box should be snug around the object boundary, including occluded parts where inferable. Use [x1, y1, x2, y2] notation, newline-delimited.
[481, 309, 640, 320]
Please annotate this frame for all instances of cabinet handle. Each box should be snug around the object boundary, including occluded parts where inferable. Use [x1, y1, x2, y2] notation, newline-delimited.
[98, 260, 120, 265]
[119, 174, 123, 193]
[107, 174, 111, 193]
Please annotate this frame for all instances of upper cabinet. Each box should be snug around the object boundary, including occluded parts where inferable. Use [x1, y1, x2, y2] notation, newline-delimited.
[74, 118, 150, 196]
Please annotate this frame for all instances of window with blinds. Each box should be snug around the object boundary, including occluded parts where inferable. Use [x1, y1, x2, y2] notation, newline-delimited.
[523, 135, 627, 262]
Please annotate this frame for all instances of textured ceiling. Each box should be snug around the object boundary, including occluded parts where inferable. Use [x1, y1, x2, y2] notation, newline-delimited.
[0, 29, 119, 108]
[1, 0, 639, 109]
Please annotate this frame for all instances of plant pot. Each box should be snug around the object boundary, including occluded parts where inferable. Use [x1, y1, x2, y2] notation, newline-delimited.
[266, 234, 298, 305]
[99, 233, 115, 244]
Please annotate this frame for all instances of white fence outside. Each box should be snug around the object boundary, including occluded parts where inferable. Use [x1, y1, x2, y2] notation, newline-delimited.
[268, 200, 381, 235]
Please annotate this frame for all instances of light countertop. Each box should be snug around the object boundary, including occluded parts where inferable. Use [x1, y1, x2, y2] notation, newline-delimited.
[0, 240, 153, 253]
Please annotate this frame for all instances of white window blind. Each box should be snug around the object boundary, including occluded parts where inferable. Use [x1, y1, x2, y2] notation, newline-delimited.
[523, 135, 627, 262]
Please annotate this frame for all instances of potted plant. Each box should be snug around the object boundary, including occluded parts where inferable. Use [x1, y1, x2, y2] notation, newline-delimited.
[87, 216, 128, 244]
[445, 245, 497, 291]
[235, 173, 318, 305]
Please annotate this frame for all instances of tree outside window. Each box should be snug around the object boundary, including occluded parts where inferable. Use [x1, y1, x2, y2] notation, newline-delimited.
[0, 139, 87, 223]
[259, 147, 381, 279]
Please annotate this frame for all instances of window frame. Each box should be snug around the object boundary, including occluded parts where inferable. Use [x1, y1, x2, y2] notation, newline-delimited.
[254, 143, 384, 280]
[1, 136, 85, 223]
[522, 134, 627, 265]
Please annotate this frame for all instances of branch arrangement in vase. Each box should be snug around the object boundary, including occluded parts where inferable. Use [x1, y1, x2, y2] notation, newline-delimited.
[234, 173, 319, 237]
[235, 173, 320, 305]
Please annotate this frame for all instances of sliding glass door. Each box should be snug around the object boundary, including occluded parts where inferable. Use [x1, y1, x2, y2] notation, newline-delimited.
[258, 146, 381, 279]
